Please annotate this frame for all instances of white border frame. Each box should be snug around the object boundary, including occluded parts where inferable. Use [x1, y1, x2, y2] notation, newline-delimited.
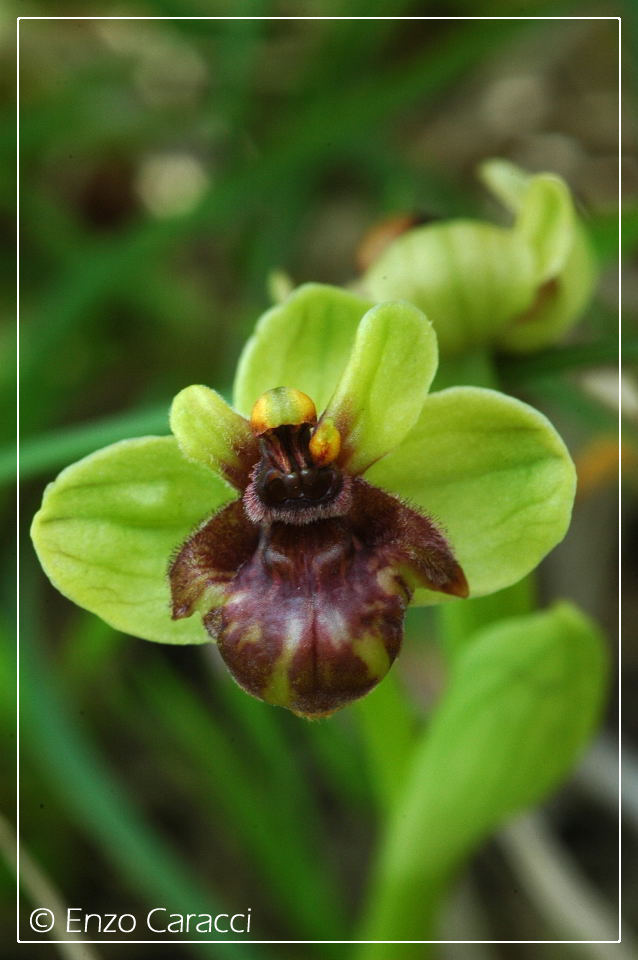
[16, 13, 623, 948]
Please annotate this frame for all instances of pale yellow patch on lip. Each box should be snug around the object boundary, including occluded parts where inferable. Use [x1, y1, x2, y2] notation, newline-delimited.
[352, 633, 391, 680]
[234, 622, 262, 652]
[376, 567, 406, 598]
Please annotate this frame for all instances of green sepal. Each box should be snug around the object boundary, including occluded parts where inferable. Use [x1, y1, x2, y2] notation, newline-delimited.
[366, 386, 576, 602]
[30, 437, 232, 645]
[361, 220, 537, 356]
[233, 283, 374, 416]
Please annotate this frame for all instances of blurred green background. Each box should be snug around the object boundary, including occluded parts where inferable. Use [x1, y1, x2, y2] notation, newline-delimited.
[9, 6, 636, 958]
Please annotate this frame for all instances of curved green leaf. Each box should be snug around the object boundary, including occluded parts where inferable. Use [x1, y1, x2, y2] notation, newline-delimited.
[366, 386, 576, 602]
[322, 301, 437, 474]
[362, 221, 537, 356]
[233, 283, 373, 416]
[359, 602, 607, 946]
[31, 437, 232, 644]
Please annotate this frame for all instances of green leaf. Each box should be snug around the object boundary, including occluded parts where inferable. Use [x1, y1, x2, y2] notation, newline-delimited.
[361, 221, 537, 355]
[233, 283, 374, 416]
[321, 301, 437, 474]
[358, 602, 607, 946]
[437, 576, 536, 661]
[31, 437, 231, 644]
[366, 386, 576, 602]
[170, 384, 256, 490]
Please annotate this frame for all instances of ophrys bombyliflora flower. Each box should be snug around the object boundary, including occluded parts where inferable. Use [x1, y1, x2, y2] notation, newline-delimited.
[31, 285, 576, 717]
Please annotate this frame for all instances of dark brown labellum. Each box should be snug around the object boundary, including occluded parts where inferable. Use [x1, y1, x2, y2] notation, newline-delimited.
[170, 470, 467, 717]
[212, 517, 409, 717]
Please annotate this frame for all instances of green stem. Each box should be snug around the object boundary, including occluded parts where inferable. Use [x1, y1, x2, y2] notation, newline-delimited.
[354, 672, 418, 813]
[438, 576, 536, 661]
[355, 348, 541, 951]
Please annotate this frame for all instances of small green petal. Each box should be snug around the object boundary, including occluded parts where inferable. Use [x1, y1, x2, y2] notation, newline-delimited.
[477, 157, 530, 211]
[31, 437, 231, 644]
[322, 301, 438, 475]
[233, 283, 374, 416]
[365, 387, 576, 603]
[515, 174, 574, 283]
[362, 221, 537, 356]
[498, 225, 597, 353]
[170, 384, 257, 490]
[479, 158, 598, 353]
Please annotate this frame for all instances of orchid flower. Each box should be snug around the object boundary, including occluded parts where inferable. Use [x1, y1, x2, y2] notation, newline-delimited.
[32, 285, 576, 716]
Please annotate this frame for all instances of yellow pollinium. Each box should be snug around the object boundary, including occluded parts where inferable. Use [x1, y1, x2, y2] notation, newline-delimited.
[309, 418, 341, 465]
[250, 387, 317, 436]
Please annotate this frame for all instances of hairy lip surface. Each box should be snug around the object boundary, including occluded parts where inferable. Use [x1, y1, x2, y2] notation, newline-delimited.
[170, 475, 467, 717]
[243, 421, 351, 526]
[213, 516, 409, 716]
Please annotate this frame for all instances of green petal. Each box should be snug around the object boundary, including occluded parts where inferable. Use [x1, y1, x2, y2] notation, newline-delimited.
[31, 437, 232, 644]
[477, 157, 530, 212]
[514, 173, 574, 283]
[365, 387, 576, 603]
[479, 159, 597, 353]
[233, 283, 374, 416]
[497, 225, 597, 353]
[361, 221, 537, 356]
[170, 384, 257, 490]
[322, 301, 437, 474]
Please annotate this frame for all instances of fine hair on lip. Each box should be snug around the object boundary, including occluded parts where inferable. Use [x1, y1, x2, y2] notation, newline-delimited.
[243, 470, 353, 526]
[244, 421, 352, 525]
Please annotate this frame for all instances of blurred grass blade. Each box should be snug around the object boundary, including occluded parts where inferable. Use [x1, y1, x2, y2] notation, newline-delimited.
[17, 618, 262, 957]
[19, 19, 526, 429]
[354, 672, 417, 813]
[302, 714, 373, 811]
[498, 337, 626, 384]
[499, 812, 625, 946]
[527, 378, 634, 441]
[0, 813, 102, 959]
[136, 658, 348, 939]
[357, 602, 607, 952]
